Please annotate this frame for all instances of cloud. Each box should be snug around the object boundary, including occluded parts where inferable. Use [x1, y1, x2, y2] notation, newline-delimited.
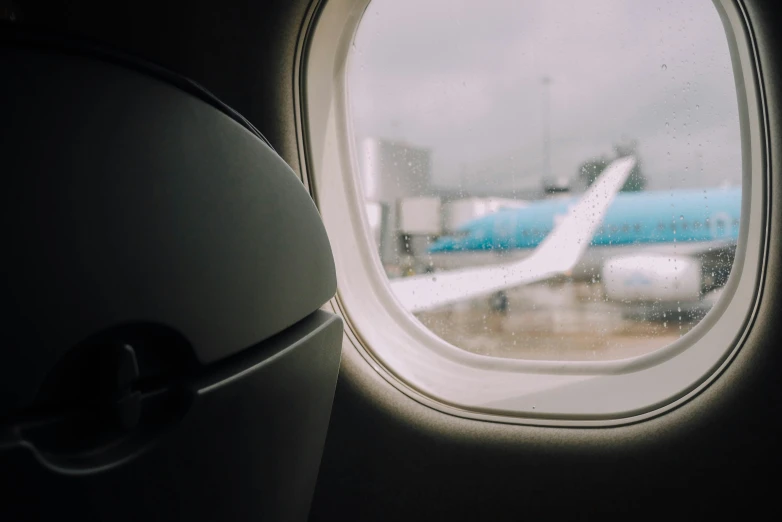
[349, 0, 742, 191]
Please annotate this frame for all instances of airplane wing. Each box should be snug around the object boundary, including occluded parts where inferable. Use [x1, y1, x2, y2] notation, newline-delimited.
[389, 156, 637, 313]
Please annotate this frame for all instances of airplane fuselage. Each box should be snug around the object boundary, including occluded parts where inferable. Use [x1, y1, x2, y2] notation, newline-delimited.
[430, 186, 741, 254]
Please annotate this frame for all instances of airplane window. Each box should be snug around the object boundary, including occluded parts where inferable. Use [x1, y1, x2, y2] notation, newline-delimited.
[346, 0, 742, 362]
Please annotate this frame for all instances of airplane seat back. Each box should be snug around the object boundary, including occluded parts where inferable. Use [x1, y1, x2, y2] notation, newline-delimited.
[0, 28, 342, 522]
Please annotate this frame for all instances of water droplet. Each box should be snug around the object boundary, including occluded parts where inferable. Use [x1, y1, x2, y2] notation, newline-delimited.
[661, 64, 668, 71]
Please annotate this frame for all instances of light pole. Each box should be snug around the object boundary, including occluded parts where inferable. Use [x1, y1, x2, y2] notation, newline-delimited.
[541, 76, 552, 187]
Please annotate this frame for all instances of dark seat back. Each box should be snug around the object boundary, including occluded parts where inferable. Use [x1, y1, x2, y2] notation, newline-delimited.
[0, 31, 342, 522]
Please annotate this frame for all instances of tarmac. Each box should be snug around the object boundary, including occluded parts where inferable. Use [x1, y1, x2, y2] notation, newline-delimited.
[414, 280, 704, 361]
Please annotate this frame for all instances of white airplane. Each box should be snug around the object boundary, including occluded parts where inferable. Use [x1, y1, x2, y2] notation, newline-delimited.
[388, 156, 637, 313]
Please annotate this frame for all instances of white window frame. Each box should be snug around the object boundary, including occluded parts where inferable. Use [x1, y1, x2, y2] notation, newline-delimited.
[298, 0, 768, 426]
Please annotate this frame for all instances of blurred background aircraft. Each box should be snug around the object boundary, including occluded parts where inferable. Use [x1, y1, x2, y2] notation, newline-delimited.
[425, 183, 739, 316]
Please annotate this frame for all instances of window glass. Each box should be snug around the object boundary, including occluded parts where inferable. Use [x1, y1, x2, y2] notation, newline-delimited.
[348, 0, 741, 361]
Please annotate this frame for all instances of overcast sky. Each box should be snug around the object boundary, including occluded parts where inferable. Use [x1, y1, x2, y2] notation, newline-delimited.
[348, 0, 742, 193]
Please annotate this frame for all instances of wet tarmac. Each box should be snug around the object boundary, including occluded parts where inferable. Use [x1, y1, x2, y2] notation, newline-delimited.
[415, 281, 705, 361]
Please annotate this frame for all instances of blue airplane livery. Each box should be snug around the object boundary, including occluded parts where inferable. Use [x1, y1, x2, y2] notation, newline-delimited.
[430, 186, 741, 253]
[388, 158, 738, 314]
